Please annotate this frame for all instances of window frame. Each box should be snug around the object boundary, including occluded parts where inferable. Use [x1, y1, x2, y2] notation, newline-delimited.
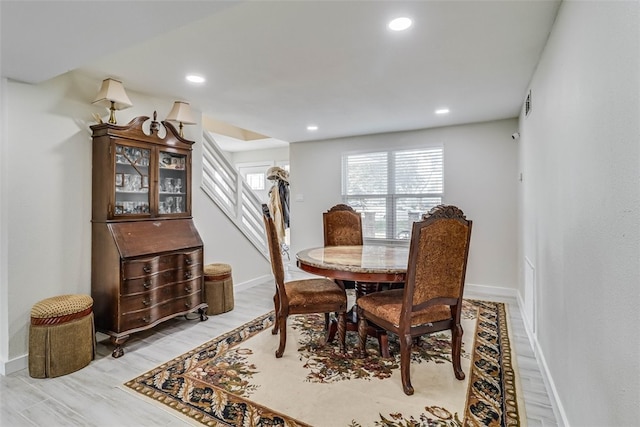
[341, 145, 444, 243]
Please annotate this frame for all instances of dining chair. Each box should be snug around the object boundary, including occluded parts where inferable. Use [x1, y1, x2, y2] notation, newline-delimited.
[356, 204, 472, 395]
[323, 203, 364, 247]
[262, 204, 347, 357]
[322, 203, 363, 292]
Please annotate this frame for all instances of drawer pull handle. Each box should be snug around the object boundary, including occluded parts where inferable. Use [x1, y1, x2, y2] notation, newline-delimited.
[185, 286, 192, 292]
[185, 258, 192, 265]
[143, 298, 151, 306]
[185, 302, 192, 309]
[143, 266, 152, 273]
[143, 282, 151, 289]
[185, 272, 192, 279]
[142, 316, 150, 323]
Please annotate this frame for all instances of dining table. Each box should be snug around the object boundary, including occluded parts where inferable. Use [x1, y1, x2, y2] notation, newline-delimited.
[296, 244, 409, 357]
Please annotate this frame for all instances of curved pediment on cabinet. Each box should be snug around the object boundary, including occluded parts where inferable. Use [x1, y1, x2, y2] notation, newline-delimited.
[90, 113, 194, 149]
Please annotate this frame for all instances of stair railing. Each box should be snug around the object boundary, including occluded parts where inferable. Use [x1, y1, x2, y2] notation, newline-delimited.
[200, 131, 269, 260]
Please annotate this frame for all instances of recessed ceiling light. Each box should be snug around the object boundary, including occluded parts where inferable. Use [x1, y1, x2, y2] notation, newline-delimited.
[435, 108, 450, 115]
[307, 125, 318, 131]
[388, 17, 412, 31]
[186, 74, 206, 84]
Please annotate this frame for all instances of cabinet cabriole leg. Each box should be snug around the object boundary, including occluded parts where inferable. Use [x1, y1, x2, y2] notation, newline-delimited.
[110, 335, 129, 358]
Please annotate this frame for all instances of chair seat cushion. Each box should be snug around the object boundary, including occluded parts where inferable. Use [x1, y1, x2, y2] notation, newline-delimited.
[358, 289, 451, 327]
[285, 278, 347, 309]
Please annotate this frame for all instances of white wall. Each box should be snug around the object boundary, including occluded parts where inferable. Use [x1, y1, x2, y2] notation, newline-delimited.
[0, 71, 269, 370]
[289, 118, 519, 290]
[5, 73, 97, 364]
[230, 147, 289, 166]
[0, 78, 9, 372]
[519, 1, 640, 425]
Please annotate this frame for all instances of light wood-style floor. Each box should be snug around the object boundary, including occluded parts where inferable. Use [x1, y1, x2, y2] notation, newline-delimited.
[0, 268, 559, 426]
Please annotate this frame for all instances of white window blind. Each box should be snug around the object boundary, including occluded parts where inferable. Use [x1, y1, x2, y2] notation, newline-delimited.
[342, 147, 444, 240]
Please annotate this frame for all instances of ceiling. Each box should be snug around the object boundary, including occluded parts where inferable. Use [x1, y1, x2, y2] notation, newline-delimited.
[1, 1, 560, 151]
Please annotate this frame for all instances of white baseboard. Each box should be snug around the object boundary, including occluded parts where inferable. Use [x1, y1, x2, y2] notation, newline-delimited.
[0, 353, 27, 376]
[464, 282, 518, 301]
[234, 274, 272, 292]
[516, 292, 569, 427]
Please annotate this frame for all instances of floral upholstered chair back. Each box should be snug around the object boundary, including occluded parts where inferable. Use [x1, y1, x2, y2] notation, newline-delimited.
[404, 204, 473, 318]
[323, 204, 363, 246]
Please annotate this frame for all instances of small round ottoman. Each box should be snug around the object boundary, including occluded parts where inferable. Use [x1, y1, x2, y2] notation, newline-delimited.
[29, 294, 96, 378]
[204, 263, 235, 315]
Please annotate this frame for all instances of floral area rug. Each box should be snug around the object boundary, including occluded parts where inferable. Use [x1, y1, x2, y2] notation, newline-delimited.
[125, 299, 524, 426]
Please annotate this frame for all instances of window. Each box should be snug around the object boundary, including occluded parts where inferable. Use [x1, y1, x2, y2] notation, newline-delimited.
[246, 173, 265, 190]
[342, 147, 443, 240]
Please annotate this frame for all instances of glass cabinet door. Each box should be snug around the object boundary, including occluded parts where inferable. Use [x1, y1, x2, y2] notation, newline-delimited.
[158, 150, 187, 215]
[114, 144, 150, 216]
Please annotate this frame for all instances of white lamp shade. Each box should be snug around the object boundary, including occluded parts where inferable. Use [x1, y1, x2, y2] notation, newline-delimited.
[166, 101, 196, 125]
[92, 78, 133, 110]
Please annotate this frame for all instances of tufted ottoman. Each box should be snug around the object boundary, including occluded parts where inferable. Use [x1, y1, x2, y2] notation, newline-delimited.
[29, 294, 96, 378]
[204, 263, 235, 315]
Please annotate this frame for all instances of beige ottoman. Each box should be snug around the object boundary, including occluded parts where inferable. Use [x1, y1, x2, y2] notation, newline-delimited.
[29, 294, 96, 378]
[204, 263, 234, 315]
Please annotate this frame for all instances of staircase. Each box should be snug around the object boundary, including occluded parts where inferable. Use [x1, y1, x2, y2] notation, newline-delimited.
[200, 131, 269, 260]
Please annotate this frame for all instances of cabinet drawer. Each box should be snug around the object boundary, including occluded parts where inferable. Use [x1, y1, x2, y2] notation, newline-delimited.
[123, 254, 179, 278]
[120, 279, 202, 313]
[121, 271, 176, 295]
[119, 292, 203, 331]
[120, 287, 173, 313]
[181, 248, 203, 268]
[122, 265, 202, 295]
[122, 249, 202, 279]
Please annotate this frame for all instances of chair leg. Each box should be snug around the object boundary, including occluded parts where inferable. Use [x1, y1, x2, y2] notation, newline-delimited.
[452, 323, 465, 380]
[325, 312, 337, 343]
[325, 316, 338, 343]
[400, 333, 414, 396]
[378, 332, 391, 358]
[337, 311, 346, 353]
[357, 306, 367, 356]
[272, 293, 279, 335]
[275, 314, 287, 358]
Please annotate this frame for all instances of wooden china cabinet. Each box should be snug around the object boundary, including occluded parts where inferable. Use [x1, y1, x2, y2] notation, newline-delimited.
[90, 114, 207, 358]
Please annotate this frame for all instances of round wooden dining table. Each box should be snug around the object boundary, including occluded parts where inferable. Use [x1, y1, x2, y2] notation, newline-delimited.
[296, 244, 409, 357]
[295, 244, 409, 285]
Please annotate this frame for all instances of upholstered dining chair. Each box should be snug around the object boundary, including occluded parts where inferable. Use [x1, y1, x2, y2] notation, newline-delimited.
[323, 203, 364, 247]
[262, 204, 347, 358]
[356, 204, 472, 395]
[322, 203, 363, 292]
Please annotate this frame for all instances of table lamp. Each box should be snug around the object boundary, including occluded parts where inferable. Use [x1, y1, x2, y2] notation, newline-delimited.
[166, 101, 196, 137]
[92, 78, 133, 124]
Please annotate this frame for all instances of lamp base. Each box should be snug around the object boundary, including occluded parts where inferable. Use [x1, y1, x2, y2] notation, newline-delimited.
[108, 101, 117, 124]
